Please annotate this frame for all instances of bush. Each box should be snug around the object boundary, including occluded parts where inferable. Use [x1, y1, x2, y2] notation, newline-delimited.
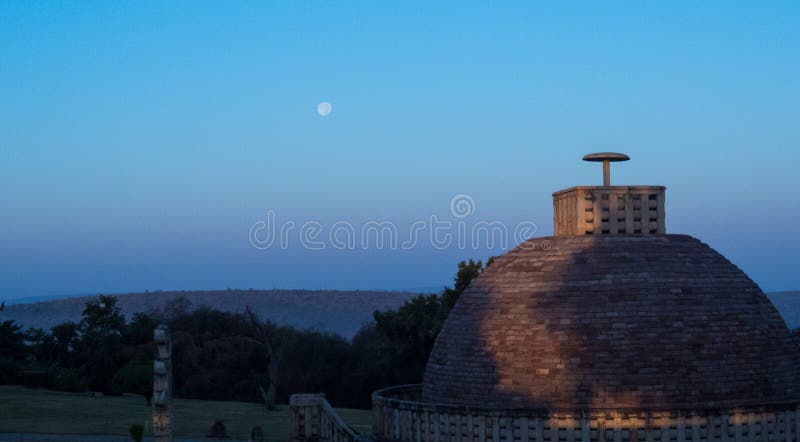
[0, 358, 21, 385]
[129, 423, 144, 442]
[207, 420, 228, 438]
[52, 367, 88, 392]
[112, 362, 153, 403]
[20, 370, 54, 389]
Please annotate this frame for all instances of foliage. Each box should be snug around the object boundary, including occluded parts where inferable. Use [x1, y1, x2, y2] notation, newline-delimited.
[129, 423, 144, 442]
[206, 420, 229, 438]
[77, 295, 126, 393]
[50, 322, 79, 366]
[0, 320, 26, 360]
[124, 313, 157, 346]
[370, 259, 488, 383]
[276, 329, 356, 404]
[0, 359, 21, 385]
[246, 306, 283, 410]
[0, 320, 26, 384]
[80, 295, 126, 336]
[50, 367, 87, 392]
[112, 361, 153, 404]
[0, 258, 488, 408]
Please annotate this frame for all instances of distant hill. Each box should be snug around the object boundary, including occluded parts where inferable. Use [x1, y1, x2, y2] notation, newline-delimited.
[4, 293, 92, 306]
[0, 289, 418, 339]
[2, 290, 797, 338]
[767, 291, 800, 329]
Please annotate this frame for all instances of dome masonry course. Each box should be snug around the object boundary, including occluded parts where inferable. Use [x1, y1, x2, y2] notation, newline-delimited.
[422, 234, 800, 409]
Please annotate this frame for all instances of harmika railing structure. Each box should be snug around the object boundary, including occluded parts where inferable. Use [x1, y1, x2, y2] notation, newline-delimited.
[372, 385, 800, 442]
[289, 393, 365, 442]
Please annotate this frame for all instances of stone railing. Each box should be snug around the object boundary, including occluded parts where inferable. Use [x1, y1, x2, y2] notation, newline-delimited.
[290, 393, 363, 442]
[553, 186, 666, 235]
[372, 385, 800, 442]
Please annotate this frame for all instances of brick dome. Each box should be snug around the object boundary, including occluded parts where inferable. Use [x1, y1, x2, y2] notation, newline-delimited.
[422, 234, 800, 410]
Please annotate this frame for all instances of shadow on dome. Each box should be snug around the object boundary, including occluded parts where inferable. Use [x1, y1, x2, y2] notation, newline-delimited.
[422, 234, 800, 412]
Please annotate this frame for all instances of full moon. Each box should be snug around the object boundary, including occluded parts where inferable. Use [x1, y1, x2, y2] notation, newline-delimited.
[317, 101, 332, 116]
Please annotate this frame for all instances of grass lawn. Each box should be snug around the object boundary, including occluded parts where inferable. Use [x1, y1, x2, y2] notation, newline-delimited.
[0, 386, 372, 439]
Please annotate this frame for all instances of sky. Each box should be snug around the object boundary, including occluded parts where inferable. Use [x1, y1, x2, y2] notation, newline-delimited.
[1, 1, 799, 299]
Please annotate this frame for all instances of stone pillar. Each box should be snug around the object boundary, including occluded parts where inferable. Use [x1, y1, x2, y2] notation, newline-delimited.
[153, 324, 173, 442]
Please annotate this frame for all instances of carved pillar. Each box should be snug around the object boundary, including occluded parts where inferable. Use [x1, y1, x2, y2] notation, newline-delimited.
[153, 324, 173, 442]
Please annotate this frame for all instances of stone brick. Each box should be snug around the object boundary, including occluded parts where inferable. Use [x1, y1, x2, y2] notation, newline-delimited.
[421, 234, 800, 410]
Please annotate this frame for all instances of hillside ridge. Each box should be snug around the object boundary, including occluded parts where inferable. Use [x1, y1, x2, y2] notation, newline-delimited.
[0, 289, 419, 339]
[2, 290, 797, 338]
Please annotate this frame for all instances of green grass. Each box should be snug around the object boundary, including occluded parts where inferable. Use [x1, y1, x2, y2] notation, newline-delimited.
[0, 386, 372, 439]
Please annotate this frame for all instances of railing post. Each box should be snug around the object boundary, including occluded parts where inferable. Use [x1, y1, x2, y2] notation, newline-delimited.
[290, 393, 361, 442]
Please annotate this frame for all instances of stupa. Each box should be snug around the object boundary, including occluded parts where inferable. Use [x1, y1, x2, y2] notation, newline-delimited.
[372, 153, 800, 442]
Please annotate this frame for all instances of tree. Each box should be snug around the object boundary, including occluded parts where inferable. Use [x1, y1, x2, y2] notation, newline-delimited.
[162, 296, 193, 321]
[24, 327, 58, 366]
[80, 295, 126, 336]
[112, 361, 153, 404]
[77, 295, 126, 393]
[51, 322, 79, 367]
[371, 258, 490, 383]
[129, 424, 144, 442]
[276, 329, 355, 405]
[245, 306, 283, 410]
[0, 320, 26, 384]
[439, 258, 487, 312]
[373, 294, 443, 383]
[0, 320, 26, 360]
[124, 313, 157, 346]
[0, 257, 493, 406]
[338, 323, 392, 407]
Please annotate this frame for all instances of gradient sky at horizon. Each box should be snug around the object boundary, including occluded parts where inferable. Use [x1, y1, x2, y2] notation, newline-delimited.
[2, 1, 799, 298]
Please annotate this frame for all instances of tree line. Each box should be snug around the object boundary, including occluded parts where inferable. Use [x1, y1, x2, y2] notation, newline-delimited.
[0, 259, 487, 409]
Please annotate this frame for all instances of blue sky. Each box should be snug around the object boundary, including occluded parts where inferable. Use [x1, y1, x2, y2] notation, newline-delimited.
[1, 1, 799, 298]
